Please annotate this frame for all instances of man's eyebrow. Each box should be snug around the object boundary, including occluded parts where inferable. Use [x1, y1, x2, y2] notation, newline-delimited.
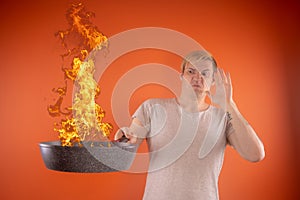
[186, 67, 196, 70]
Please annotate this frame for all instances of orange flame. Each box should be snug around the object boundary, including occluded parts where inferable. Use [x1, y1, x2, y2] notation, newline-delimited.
[48, 2, 112, 146]
[47, 83, 72, 117]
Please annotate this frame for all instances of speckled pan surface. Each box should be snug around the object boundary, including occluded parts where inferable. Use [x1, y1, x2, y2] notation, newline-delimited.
[39, 141, 137, 173]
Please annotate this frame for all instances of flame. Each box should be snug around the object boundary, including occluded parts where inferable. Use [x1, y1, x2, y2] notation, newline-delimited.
[55, 118, 81, 147]
[47, 83, 72, 117]
[48, 2, 112, 146]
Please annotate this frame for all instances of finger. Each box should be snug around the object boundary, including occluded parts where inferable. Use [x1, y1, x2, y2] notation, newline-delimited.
[129, 136, 137, 144]
[219, 68, 227, 84]
[123, 131, 138, 144]
[226, 71, 232, 86]
[214, 68, 222, 84]
[115, 127, 133, 140]
[217, 68, 224, 83]
[114, 129, 125, 140]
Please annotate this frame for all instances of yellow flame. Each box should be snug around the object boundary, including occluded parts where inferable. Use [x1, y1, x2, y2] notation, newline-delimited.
[55, 118, 82, 147]
[48, 2, 112, 146]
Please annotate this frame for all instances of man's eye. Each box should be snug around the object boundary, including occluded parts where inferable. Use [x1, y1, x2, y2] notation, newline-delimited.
[201, 71, 210, 77]
[187, 69, 195, 74]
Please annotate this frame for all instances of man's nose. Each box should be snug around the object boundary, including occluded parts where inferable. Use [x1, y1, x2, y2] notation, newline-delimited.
[193, 72, 203, 82]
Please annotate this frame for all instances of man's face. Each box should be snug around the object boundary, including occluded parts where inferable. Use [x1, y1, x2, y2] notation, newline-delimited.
[182, 60, 214, 94]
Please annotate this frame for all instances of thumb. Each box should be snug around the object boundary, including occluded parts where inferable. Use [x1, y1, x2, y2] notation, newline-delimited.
[114, 129, 124, 140]
[129, 135, 137, 144]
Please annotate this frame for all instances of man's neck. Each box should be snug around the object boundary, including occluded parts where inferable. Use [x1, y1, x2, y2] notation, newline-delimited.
[177, 91, 209, 112]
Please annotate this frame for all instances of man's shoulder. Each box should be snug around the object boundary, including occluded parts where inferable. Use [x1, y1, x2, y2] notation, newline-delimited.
[143, 98, 175, 105]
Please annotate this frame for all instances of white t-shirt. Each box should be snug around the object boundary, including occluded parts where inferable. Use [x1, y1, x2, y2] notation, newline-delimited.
[132, 98, 233, 200]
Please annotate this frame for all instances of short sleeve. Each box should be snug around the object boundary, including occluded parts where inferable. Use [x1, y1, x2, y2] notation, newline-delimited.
[132, 100, 151, 132]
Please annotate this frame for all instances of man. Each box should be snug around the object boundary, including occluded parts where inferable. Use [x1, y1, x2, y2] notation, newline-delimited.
[115, 50, 265, 200]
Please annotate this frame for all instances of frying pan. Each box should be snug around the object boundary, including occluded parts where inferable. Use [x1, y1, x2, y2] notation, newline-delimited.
[39, 136, 137, 173]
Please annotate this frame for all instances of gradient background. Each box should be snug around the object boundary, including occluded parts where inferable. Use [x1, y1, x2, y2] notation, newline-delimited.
[0, 0, 299, 199]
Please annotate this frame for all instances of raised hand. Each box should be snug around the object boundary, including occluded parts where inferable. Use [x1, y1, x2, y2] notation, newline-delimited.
[211, 68, 233, 111]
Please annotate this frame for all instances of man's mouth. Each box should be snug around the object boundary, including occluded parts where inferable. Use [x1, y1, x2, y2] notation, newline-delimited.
[192, 84, 202, 88]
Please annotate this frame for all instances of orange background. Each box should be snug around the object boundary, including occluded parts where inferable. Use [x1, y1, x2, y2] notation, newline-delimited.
[0, 0, 299, 199]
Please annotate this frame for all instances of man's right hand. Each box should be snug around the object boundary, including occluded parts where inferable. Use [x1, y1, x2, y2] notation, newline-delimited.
[114, 127, 138, 144]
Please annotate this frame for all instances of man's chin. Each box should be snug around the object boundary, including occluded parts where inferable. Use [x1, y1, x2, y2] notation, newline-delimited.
[193, 87, 205, 94]
[192, 85, 203, 91]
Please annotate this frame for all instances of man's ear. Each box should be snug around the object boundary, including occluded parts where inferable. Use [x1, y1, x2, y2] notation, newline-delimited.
[211, 70, 218, 85]
[210, 81, 216, 96]
[211, 76, 216, 85]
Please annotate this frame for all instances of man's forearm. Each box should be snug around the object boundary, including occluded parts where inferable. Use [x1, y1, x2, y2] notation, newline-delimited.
[226, 102, 265, 162]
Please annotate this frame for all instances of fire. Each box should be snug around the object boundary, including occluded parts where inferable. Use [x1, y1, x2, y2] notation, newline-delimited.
[47, 83, 72, 117]
[55, 118, 81, 147]
[48, 2, 112, 146]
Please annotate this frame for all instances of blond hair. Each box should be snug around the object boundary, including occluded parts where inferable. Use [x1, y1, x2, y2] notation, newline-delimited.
[181, 50, 218, 73]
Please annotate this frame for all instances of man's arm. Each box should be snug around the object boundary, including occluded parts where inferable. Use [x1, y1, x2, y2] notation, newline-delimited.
[226, 102, 265, 162]
[114, 118, 147, 145]
[214, 68, 265, 162]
